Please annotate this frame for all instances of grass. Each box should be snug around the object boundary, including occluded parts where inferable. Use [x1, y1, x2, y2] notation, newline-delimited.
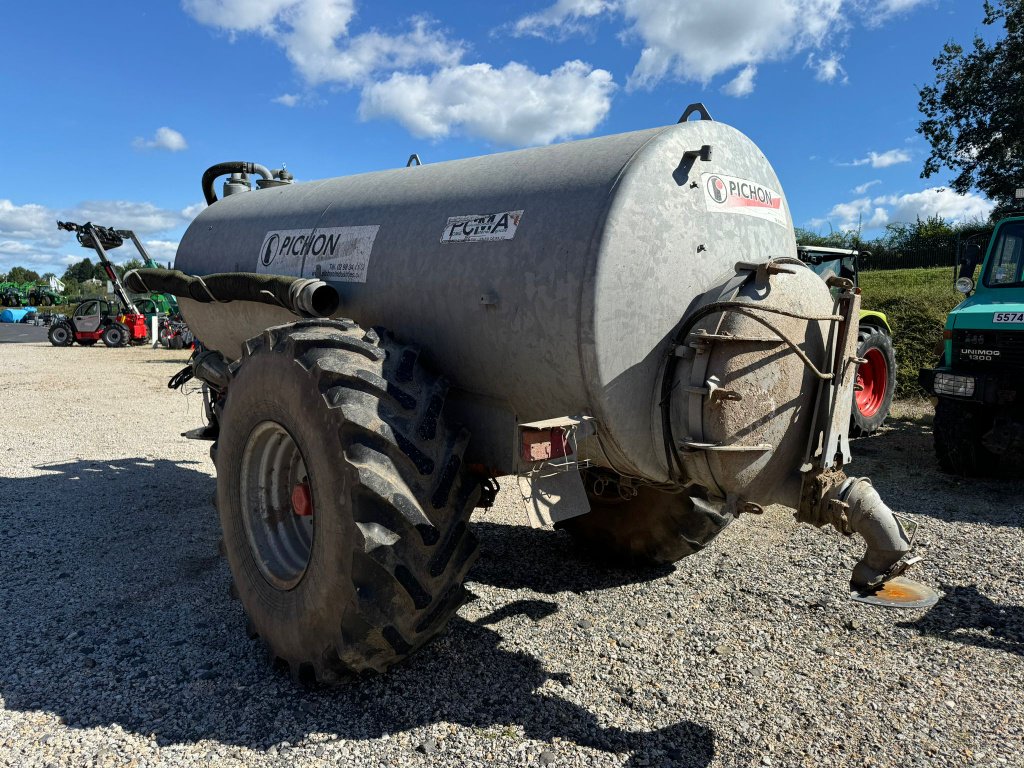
[859, 266, 961, 397]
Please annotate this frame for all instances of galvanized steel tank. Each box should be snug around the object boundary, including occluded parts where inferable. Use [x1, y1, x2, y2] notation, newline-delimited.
[175, 118, 798, 482]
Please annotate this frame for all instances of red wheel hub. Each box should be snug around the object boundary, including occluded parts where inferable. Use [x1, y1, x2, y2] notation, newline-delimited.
[291, 481, 313, 517]
[855, 348, 888, 417]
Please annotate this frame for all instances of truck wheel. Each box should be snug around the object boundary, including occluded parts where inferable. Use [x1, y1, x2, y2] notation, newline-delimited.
[851, 325, 896, 436]
[559, 472, 731, 566]
[217, 319, 479, 680]
[933, 398, 998, 476]
[47, 324, 73, 347]
[101, 323, 127, 348]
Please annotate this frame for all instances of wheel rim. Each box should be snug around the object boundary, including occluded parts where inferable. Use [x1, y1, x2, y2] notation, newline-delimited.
[855, 347, 888, 418]
[52, 327, 68, 344]
[239, 420, 315, 590]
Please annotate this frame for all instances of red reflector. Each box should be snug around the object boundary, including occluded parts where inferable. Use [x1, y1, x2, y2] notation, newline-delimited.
[943, 330, 952, 340]
[521, 428, 573, 463]
[291, 482, 313, 516]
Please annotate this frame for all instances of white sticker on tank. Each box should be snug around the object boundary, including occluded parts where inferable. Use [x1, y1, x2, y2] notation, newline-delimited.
[257, 225, 380, 282]
[701, 173, 787, 227]
[441, 210, 523, 243]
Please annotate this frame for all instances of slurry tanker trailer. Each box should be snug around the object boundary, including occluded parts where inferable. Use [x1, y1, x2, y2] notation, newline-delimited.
[126, 105, 933, 683]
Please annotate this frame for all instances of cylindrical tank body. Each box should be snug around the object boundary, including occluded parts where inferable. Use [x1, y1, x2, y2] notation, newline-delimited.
[176, 120, 798, 482]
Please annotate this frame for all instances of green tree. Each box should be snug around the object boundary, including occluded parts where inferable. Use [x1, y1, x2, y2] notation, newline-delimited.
[918, 0, 1024, 211]
[63, 257, 95, 283]
[118, 257, 144, 276]
[7, 266, 41, 283]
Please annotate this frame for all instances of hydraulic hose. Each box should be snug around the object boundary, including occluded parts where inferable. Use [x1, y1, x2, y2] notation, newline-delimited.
[123, 268, 339, 318]
[202, 161, 273, 205]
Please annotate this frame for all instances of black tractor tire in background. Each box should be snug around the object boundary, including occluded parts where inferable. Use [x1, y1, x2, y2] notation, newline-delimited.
[216, 319, 479, 681]
[558, 472, 732, 566]
[169, 334, 184, 350]
[40, 295, 53, 307]
[850, 325, 897, 436]
[47, 323, 73, 347]
[933, 397, 998, 476]
[101, 323, 128, 348]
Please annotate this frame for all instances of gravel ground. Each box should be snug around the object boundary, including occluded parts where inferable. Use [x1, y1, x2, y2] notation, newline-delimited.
[1, 342, 1022, 768]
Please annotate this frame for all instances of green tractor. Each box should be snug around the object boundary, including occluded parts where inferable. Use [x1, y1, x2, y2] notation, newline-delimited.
[26, 283, 62, 307]
[919, 201, 1024, 474]
[797, 245, 897, 435]
[0, 282, 27, 307]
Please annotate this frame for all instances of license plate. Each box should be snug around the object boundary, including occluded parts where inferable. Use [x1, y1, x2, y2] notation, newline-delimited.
[993, 311, 1024, 323]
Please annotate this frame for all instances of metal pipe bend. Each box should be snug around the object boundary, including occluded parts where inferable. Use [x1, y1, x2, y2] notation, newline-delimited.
[838, 477, 913, 590]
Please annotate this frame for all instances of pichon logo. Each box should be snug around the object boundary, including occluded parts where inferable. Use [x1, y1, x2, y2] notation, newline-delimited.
[261, 230, 349, 262]
[707, 176, 728, 204]
[262, 234, 280, 266]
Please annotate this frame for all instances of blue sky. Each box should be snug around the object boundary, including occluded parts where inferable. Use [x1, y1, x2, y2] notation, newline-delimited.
[0, 0, 998, 276]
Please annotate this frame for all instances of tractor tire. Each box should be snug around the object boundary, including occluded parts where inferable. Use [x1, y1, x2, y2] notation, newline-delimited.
[169, 334, 184, 350]
[40, 295, 53, 307]
[101, 323, 128, 348]
[216, 319, 479, 681]
[851, 325, 896, 436]
[558, 472, 731, 566]
[933, 397, 998, 476]
[47, 323, 73, 347]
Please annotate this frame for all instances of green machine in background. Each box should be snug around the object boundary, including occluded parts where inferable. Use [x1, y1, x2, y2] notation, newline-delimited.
[797, 245, 897, 436]
[920, 197, 1024, 474]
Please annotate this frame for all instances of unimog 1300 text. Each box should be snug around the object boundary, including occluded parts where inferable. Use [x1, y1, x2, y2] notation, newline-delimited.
[126, 105, 933, 682]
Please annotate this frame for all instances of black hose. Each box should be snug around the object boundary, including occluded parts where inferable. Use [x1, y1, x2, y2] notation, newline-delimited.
[201, 162, 273, 205]
[123, 268, 339, 318]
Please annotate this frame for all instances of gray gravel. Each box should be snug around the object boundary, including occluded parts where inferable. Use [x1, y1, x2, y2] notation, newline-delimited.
[1, 343, 1022, 767]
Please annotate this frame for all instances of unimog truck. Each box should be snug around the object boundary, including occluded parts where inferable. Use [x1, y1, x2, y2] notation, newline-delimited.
[126, 106, 933, 682]
[920, 200, 1024, 473]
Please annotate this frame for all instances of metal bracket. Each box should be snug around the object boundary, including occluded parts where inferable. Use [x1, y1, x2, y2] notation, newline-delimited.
[681, 145, 713, 163]
[678, 103, 714, 122]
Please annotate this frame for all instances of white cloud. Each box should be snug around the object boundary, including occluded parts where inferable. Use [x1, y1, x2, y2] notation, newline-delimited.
[845, 148, 911, 168]
[722, 65, 757, 97]
[808, 52, 847, 83]
[359, 60, 615, 146]
[273, 93, 300, 107]
[0, 198, 193, 277]
[879, 188, 994, 225]
[623, 0, 845, 91]
[66, 201, 184, 234]
[142, 240, 180, 264]
[0, 240, 37, 255]
[817, 186, 993, 231]
[513, 0, 617, 37]
[184, 1, 460, 87]
[181, 202, 207, 219]
[132, 127, 188, 152]
[852, 179, 882, 194]
[862, 0, 930, 26]
[0, 199, 54, 241]
[181, 0, 316, 32]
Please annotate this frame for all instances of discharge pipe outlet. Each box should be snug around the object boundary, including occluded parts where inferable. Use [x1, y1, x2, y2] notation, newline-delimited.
[123, 268, 339, 318]
[832, 477, 914, 590]
[202, 161, 273, 205]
